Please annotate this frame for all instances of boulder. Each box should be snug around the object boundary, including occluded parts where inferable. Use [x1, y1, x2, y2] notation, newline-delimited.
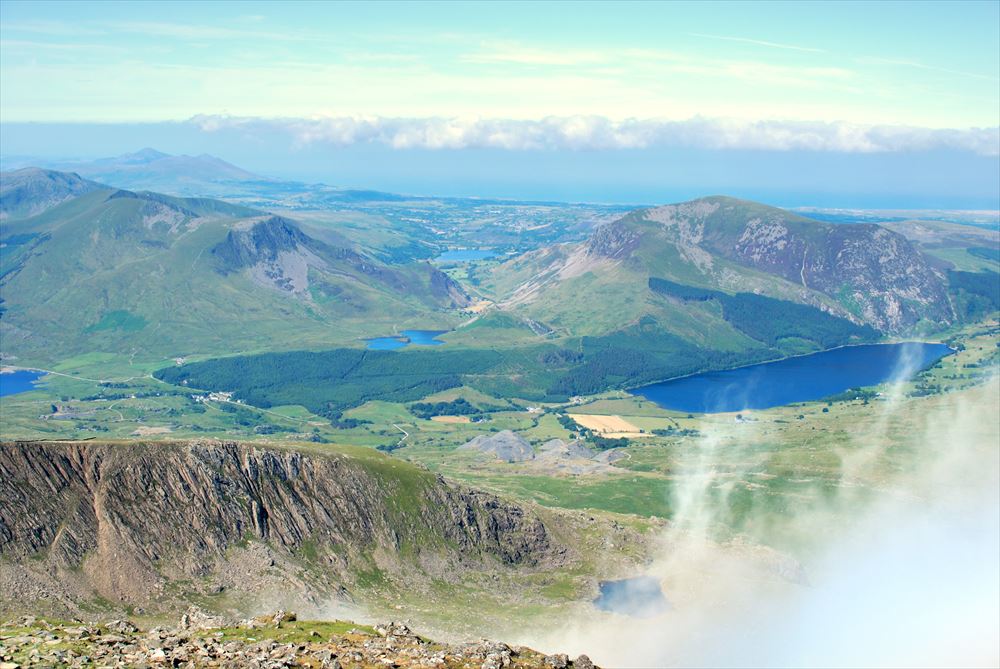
[544, 653, 569, 668]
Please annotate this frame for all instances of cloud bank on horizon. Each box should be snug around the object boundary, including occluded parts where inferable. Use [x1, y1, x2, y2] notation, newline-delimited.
[192, 114, 1000, 156]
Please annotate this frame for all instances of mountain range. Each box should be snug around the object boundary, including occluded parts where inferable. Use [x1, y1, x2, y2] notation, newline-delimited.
[2, 160, 996, 382]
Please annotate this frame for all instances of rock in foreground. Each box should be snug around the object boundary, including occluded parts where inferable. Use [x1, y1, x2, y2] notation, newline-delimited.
[0, 614, 599, 669]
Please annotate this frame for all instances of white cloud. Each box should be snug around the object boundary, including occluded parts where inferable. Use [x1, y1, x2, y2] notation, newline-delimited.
[190, 114, 1000, 156]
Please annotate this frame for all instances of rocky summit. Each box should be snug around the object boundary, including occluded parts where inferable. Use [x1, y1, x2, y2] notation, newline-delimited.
[0, 613, 598, 669]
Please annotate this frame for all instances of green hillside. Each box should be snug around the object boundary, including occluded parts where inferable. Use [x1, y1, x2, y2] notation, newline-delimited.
[0, 184, 468, 363]
[482, 196, 954, 338]
[3, 183, 973, 411]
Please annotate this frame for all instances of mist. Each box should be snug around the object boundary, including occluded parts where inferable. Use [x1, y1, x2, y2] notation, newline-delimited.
[525, 360, 1000, 667]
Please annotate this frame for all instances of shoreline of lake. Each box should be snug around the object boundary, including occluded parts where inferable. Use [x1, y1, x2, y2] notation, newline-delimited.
[365, 329, 450, 351]
[630, 341, 953, 413]
[0, 369, 47, 398]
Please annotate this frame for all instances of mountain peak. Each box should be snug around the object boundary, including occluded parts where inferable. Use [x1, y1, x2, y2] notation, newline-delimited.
[0, 167, 105, 220]
[116, 148, 172, 164]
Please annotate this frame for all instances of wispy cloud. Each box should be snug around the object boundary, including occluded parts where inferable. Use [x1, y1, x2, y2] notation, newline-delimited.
[690, 32, 826, 53]
[190, 114, 1000, 156]
[860, 56, 1000, 82]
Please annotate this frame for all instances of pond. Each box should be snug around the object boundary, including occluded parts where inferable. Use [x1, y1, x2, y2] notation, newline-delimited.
[631, 342, 953, 413]
[0, 369, 46, 397]
[366, 330, 449, 351]
[593, 576, 670, 617]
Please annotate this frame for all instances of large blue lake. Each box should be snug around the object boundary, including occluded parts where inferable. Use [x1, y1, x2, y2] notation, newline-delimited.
[632, 342, 952, 413]
[0, 370, 46, 397]
[366, 330, 449, 351]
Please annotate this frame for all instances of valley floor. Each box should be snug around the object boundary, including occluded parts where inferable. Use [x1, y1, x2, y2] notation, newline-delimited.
[1, 319, 997, 659]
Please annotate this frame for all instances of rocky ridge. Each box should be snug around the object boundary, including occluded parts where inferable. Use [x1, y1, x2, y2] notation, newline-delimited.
[0, 440, 560, 617]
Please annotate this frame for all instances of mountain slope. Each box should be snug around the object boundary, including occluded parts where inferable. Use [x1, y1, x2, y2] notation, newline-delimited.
[0, 178, 469, 361]
[211, 215, 469, 306]
[485, 196, 952, 336]
[619, 197, 951, 330]
[0, 167, 105, 220]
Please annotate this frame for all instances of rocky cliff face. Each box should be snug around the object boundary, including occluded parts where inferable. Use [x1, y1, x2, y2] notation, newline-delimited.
[625, 197, 953, 331]
[211, 216, 471, 307]
[212, 216, 323, 272]
[0, 440, 558, 615]
[586, 220, 641, 260]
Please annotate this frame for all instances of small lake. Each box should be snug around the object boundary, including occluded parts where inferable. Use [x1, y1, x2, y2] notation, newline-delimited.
[366, 330, 449, 351]
[0, 370, 46, 397]
[434, 249, 496, 263]
[594, 576, 670, 617]
[632, 342, 953, 413]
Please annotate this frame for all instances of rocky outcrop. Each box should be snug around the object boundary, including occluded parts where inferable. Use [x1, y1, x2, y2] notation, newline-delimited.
[429, 264, 473, 308]
[458, 430, 534, 462]
[212, 216, 323, 274]
[0, 440, 558, 614]
[586, 220, 641, 259]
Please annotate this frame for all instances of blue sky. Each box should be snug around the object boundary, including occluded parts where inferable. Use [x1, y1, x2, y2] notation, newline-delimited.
[1, 0, 998, 206]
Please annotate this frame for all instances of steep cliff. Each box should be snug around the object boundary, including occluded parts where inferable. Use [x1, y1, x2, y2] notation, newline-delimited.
[0, 440, 558, 615]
